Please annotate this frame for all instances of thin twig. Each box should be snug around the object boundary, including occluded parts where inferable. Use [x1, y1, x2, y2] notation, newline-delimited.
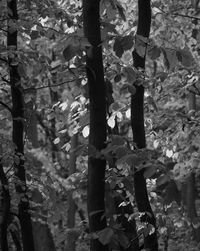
[0, 57, 8, 64]
[0, 100, 12, 114]
[24, 78, 81, 91]
[154, 6, 200, 21]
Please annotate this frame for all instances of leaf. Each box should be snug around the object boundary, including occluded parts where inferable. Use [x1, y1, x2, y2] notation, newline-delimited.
[156, 175, 169, 186]
[121, 35, 134, 50]
[134, 35, 148, 57]
[148, 46, 161, 60]
[101, 21, 117, 34]
[63, 45, 76, 61]
[113, 37, 124, 58]
[54, 138, 60, 144]
[136, 34, 149, 44]
[108, 115, 116, 128]
[162, 49, 177, 70]
[111, 135, 125, 146]
[115, 146, 128, 159]
[144, 166, 156, 178]
[164, 180, 181, 205]
[109, 102, 121, 111]
[123, 67, 137, 83]
[82, 126, 90, 138]
[106, 4, 117, 19]
[30, 30, 40, 40]
[114, 74, 121, 83]
[79, 112, 90, 127]
[98, 227, 114, 245]
[120, 83, 136, 95]
[176, 48, 194, 68]
[135, 44, 146, 58]
[118, 232, 129, 249]
[127, 85, 136, 95]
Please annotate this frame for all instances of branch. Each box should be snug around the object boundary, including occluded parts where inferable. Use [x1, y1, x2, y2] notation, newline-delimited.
[0, 74, 11, 85]
[0, 100, 12, 114]
[24, 78, 81, 91]
[172, 12, 200, 21]
[154, 7, 200, 21]
[0, 57, 8, 64]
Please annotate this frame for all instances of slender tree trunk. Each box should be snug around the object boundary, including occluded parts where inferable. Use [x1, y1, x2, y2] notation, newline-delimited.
[83, 1, 108, 250]
[0, 160, 10, 251]
[66, 133, 78, 251]
[186, 93, 200, 242]
[7, 1, 35, 250]
[25, 101, 39, 148]
[131, 0, 158, 249]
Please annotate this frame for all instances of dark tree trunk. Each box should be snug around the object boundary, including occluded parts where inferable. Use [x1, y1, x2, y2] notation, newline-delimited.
[0, 160, 10, 251]
[83, 1, 108, 250]
[7, 1, 35, 250]
[66, 133, 78, 251]
[25, 101, 39, 148]
[186, 93, 200, 242]
[131, 0, 158, 250]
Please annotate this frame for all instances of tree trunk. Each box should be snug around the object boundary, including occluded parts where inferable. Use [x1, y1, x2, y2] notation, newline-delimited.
[186, 93, 200, 242]
[66, 133, 78, 251]
[83, 1, 108, 250]
[131, 0, 158, 250]
[25, 101, 39, 148]
[7, 1, 35, 250]
[0, 160, 10, 251]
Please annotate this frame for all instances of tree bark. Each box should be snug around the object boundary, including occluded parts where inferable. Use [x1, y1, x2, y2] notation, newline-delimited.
[83, 1, 108, 250]
[7, 1, 35, 250]
[186, 93, 200, 242]
[131, 0, 158, 249]
[0, 160, 10, 251]
[66, 133, 78, 251]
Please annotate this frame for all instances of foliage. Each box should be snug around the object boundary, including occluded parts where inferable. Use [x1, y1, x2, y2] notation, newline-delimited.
[1, 0, 200, 250]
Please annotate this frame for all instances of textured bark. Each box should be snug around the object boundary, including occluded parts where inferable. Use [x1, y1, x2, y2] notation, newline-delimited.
[7, 1, 35, 250]
[66, 134, 78, 251]
[131, 0, 158, 249]
[0, 160, 10, 251]
[25, 101, 39, 148]
[186, 93, 200, 242]
[83, 1, 108, 250]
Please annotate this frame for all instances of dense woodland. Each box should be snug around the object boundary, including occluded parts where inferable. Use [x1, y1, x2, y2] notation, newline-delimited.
[1, 0, 200, 250]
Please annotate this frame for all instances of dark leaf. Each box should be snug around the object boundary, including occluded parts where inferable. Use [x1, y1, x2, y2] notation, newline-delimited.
[148, 46, 161, 60]
[63, 45, 76, 61]
[113, 37, 124, 58]
[144, 166, 156, 178]
[114, 74, 121, 83]
[121, 35, 134, 50]
[156, 175, 169, 186]
[30, 30, 40, 40]
[98, 227, 114, 245]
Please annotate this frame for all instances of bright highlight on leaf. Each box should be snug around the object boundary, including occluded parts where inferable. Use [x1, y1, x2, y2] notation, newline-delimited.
[82, 125, 90, 138]
[107, 115, 115, 128]
[54, 138, 60, 145]
[125, 109, 131, 119]
[166, 149, 173, 158]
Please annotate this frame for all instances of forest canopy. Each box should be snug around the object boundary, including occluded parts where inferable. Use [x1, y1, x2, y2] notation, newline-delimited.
[0, 0, 200, 251]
